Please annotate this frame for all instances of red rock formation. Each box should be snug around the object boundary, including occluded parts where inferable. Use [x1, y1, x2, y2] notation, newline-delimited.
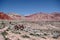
[0, 12, 12, 20]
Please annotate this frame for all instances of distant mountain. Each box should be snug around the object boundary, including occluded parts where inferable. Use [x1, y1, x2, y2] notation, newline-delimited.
[7, 13, 22, 20]
[0, 12, 12, 20]
[25, 12, 60, 21]
[0, 12, 60, 21]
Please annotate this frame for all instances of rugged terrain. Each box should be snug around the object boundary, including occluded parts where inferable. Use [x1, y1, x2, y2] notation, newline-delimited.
[0, 12, 60, 40]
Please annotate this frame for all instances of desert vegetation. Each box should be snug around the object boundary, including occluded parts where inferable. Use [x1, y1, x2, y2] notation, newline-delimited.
[0, 20, 60, 40]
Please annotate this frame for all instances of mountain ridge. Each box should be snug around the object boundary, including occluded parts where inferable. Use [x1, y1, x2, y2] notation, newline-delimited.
[0, 12, 60, 21]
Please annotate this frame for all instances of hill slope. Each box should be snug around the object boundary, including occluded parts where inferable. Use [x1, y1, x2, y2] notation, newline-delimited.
[0, 12, 12, 20]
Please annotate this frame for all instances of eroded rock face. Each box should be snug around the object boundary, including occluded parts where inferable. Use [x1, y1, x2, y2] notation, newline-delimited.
[0, 12, 12, 20]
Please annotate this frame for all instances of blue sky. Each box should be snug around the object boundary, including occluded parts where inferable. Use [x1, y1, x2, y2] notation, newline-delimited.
[0, 0, 60, 15]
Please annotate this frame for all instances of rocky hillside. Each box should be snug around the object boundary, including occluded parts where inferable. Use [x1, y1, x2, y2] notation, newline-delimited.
[7, 13, 22, 20]
[0, 12, 60, 21]
[25, 12, 60, 21]
[0, 12, 12, 20]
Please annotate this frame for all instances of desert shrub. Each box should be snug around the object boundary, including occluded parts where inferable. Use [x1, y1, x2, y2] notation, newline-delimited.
[52, 33, 60, 39]
[30, 33, 40, 37]
[5, 38, 10, 40]
[52, 31, 60, 39]
[12, 31, 21, 34]
[30, 33, 33, 35]
[52, 36, 58, 39]
[21, 35, 30, 38]
[6, 27, 10, 31]
[1, 31, 8, 36]
[17, 39, 20, 40]
[41, 37, 46, 39]
[44, 33, 48, 36]
[0, 22, 5, 29]
[1, 31, 8, 40]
